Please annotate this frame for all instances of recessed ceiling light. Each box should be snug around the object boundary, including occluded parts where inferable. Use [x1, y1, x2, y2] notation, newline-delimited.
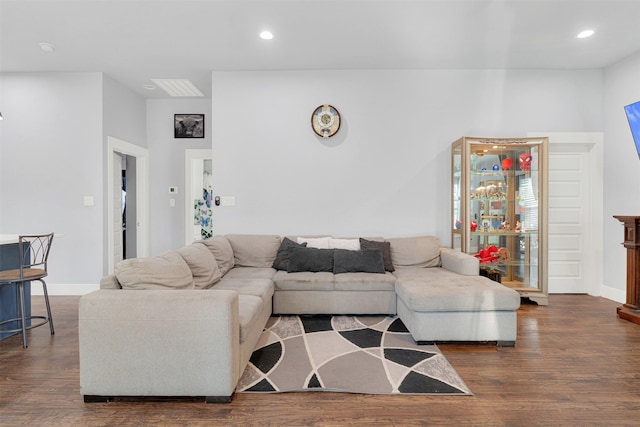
[577, 29, 595, 39]
[259, 31, 274, 40]
[39, 42, 56, 53]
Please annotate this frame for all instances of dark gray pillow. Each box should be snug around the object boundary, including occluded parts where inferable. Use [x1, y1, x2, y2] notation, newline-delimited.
[333, 249, 385, 274]
[272, 238, 307, 271]
[287, 247, 334, 273]
[359, 238, 395, 272]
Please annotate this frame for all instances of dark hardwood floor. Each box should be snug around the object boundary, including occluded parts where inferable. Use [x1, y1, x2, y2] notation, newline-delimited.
[1, 295, 639, 426]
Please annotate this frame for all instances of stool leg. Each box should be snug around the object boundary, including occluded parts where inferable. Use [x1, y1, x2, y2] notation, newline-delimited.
[40, 279, 55, 335]
[17, 282, 28, 348]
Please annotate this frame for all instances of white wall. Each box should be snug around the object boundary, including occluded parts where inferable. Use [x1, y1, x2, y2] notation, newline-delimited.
[0, 72, 104, 288]
[602, 51, 640, 299]
[102, 74, 147, 268]
[0, 67, 619, 297]
[211, 69, 603, 243]
[103, 75, 147, 147]
[146, 99, 212, 255]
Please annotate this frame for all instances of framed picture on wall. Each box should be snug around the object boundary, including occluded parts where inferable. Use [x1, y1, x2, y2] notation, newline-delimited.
[174, 114, 205, 138]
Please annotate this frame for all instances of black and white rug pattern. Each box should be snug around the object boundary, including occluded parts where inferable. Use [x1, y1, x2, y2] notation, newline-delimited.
[237, 315, 471, 395]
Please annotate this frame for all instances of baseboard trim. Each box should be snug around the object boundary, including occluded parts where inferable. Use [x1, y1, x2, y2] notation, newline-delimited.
[31, 283, 99, 296]
[600, 285, 625, 304]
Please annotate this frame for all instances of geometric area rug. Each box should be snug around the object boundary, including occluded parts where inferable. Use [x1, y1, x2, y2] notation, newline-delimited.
[237, 315, 472, 395]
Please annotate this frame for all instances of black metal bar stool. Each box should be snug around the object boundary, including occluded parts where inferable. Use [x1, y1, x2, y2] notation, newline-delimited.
[0, 233, 55, 348]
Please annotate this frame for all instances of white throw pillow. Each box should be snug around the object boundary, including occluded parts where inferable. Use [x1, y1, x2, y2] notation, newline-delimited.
[297, 236, 331, 249]
[329, 238, 360, 250]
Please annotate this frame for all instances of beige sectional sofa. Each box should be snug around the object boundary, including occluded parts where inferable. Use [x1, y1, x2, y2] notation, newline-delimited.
[79, 234, 520, 403]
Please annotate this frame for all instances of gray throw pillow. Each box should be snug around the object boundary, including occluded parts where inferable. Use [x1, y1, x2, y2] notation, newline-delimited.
[359, 238, 395, 272]
[333, 249, 385, 274]
[287, 247, 334, 273]
[272, 237, 307, 271]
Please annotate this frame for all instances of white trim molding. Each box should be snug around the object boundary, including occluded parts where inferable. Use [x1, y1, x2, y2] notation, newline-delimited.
[529, 131, 604, 297]
[107, 136, 149, 274]
[600, 285, 626, 304]
[31, 283, 100, 296]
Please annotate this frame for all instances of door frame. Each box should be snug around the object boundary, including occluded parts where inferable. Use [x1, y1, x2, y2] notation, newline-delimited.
[529, 132, 603, 296]
[107, 136, 149, 273]
[184, 149, 212, 245]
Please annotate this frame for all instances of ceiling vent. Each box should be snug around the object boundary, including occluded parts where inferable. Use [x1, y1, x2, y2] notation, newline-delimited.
[150, 79, 204, 97]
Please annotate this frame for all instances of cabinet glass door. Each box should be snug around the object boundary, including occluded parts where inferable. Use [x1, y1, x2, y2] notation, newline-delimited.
[451, 142, 462, 251]
[452, 137, 548, 304]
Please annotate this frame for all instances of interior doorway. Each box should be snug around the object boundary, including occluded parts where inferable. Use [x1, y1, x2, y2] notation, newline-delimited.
[184, 149, 213, 245]
[529, 132, 603, 296]
[107, 137, 149, 274]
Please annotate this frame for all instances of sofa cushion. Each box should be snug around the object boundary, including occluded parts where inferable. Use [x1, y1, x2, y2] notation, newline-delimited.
[223, 266, 277, 280]
[177, 242, 221, 289]
[287, 247, 334, 273]
[391, 268, 440, 281]
[273, 270, 335, 291]
[359, 238, 395, 272]
[214, 278, 275, 302]
[226, 234, 281, 268]
[296, 236, 331, 249]
[333, 249, 385, 274]
[198, 236, 235, 276]
[329, 238, 360, 250]
[272, 237, 307, 271]
[334, 272, 397, 291]
[238, 294, 264, 343]
[395, 268, 521, 312]
[386, 236, 441, 268]
[115, 251, 194, 290]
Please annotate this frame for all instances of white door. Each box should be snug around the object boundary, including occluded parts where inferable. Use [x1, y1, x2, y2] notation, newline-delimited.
[531, 132, 603, 295]
[112, 152, 124, 267]
[548, 151, 589, 293]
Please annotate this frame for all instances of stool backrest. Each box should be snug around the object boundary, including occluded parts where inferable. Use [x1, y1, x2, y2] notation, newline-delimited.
[18, 233, 54, 279]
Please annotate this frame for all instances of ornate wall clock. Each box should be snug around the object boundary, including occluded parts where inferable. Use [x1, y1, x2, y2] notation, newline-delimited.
[311, 104, 341, 138]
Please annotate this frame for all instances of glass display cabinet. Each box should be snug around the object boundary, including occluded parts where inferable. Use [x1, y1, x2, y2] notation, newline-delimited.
[452, 136, 548, 305]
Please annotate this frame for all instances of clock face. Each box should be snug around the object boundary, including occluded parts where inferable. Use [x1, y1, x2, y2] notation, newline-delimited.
[311, 104, 341, 138]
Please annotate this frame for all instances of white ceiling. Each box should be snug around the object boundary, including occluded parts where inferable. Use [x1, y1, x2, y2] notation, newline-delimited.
[2, 0, 640, 99]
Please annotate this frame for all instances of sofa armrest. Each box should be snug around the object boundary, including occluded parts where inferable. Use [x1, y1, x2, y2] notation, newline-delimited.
[440, 248, 479, 276]
[79, 289, 240, 399]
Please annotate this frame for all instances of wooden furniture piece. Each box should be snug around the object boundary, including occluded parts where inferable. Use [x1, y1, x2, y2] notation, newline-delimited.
[0, 234, 55, 348]
[452, 136, 549, 304]
[613, 216, 640, 325]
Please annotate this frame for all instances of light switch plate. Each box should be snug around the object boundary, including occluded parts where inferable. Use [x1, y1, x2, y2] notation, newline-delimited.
[83, 196, 94, 207]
